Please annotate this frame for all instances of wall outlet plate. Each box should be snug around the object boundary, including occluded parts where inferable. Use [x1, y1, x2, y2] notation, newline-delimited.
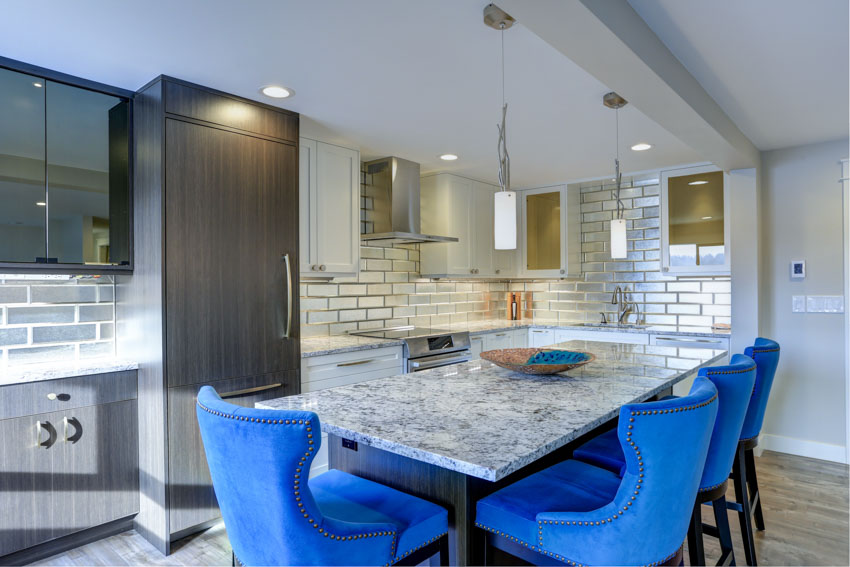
[792, 295, 806, 312]
[806, 295, 845, 313]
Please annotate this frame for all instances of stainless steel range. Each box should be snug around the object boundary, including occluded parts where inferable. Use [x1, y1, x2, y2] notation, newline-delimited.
[350, 326, 471, 372]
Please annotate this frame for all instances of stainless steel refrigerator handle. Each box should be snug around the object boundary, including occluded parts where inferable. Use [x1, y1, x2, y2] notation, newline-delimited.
[283, 253, 293, 339]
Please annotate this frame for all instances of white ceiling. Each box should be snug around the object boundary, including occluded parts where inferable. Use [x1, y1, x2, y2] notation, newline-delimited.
[0, 0, 704, 187]
[629, 0, 849, 152]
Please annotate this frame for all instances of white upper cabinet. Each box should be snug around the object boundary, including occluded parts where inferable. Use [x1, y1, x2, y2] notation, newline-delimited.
[421, 174, 510, 278]
[660, 165, 730, 275]
[519, 185, 580, 278]
[299, 137, 360, 278]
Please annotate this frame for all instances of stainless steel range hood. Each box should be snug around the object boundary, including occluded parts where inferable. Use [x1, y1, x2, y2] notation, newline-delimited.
[361, 156, 458, 244]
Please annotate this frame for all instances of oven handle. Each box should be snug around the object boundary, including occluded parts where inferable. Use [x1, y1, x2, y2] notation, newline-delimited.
[409, 352, 471, 371]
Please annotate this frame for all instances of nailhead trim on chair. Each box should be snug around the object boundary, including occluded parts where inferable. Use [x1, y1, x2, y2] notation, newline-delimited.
[698, 480, 726, 493]
[391, 531, 448, 564]
[705, 365, 757, 376]
[198, 401, 399, 564]
[523, 393, 718, 567]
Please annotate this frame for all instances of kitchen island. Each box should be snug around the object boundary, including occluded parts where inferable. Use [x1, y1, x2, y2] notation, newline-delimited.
[258, 340, 726, 564]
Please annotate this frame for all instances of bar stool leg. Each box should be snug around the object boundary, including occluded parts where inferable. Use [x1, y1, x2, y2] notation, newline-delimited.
[745, 447, 766, 531]
[733, 446, 758, 566]
[688, 500, 706, 566]
[713, 495, 736, 566]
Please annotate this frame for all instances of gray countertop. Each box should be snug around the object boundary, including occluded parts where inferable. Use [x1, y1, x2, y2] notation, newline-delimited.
[300, 319, 731, 358]
[261, 339, 727, 481]
[0, 358, 139, 386]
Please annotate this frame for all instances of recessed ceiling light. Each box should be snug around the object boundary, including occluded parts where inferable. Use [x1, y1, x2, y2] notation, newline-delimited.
[630, 143, 652, 151]
[439, 154, 458, 161]
[688, 180, 708, 186]
[701, 216, 713, 220]
[36, 201, 46, 206]
[260, 85, 294, 99]
[33, 82, 43, 88]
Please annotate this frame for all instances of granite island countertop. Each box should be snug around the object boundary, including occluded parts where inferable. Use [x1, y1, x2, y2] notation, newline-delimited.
[262, 339, 727, 481]
[300, 319, 731, 358]
[0, 357, 139, 386]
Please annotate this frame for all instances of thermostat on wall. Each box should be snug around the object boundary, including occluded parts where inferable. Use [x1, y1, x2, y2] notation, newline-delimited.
[790, 260, 805, 279]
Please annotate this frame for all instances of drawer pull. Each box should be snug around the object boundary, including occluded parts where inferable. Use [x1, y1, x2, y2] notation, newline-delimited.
[495, 333, 507, 337]
[35, 421, 55, 448]
[337, 359, 375, 367]
[220, 383, 282, 399]
[656, 337, 721, 344]
[63, 416, 82, 444]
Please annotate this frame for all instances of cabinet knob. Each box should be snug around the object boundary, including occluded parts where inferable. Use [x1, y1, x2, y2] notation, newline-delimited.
[47, 393, 57, 400]
[560, 269, 565, 274]
[319, 264, 326, 271]
[470, 269, 475, 274]
[311, 265, 317, 271]
[495, 269, 500, 274]
[663, 266, 669, 272]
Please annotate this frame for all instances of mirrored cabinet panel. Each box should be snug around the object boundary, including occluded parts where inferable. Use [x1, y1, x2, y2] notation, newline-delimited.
[0, 67, 46, 262]
[0, 64, 131, 271]
[661, 166, 730, 275]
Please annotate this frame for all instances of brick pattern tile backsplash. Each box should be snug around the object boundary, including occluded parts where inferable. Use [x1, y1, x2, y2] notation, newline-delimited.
[301, 172, 731, 337]
[0, 276, 115, 366]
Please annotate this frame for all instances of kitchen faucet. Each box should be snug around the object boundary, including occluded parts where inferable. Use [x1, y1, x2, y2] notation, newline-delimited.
[611, 285, 640, 324]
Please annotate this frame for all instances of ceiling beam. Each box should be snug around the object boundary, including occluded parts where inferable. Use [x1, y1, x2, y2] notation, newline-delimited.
[498, 0, 759, 171]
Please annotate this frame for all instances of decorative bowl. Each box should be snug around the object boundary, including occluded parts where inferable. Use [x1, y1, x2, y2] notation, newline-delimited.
[480, 348, 595, 375]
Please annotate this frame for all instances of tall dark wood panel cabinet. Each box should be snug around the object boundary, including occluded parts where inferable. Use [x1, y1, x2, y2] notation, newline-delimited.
[117, 77, 300, 554]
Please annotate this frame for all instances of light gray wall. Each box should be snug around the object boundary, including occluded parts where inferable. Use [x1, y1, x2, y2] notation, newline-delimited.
[760, 138, 848, 460]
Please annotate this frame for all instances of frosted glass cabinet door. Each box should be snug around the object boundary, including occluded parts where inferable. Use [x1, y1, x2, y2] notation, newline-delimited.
[521, 186, 567, 278]
[660, 165, 730, 275]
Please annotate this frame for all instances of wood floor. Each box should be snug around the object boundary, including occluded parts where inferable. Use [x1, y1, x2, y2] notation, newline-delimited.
[34, 451, 848, 566]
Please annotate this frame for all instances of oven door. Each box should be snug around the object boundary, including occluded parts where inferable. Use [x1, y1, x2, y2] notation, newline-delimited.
[407, 350, 472, 372]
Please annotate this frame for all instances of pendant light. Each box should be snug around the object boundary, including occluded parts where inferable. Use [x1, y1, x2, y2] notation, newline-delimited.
[485, 4, 517, 250]
[603, 92, 628, 259]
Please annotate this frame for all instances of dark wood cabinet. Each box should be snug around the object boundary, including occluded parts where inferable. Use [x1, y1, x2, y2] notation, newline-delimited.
[118, 76, 300, 554]
[164, 119, 299, 387]
[0, 378, 139, 559]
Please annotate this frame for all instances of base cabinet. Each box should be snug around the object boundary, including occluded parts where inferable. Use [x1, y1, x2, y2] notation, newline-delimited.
[0, 372, 139, 558]
[166, 372, 296, 536]
[301, 347, 404, 478]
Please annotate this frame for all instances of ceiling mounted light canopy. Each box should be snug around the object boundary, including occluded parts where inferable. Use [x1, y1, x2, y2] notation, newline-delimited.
[631, 142, 652, 151]
[260, 85, 294, 99]
[604, 91, 629, 259]
[439, 153, 458, 161]
[485, 3, 517, 251]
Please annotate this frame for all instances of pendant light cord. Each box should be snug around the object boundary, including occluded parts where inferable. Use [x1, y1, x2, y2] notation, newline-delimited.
[497, 24, 510, 194]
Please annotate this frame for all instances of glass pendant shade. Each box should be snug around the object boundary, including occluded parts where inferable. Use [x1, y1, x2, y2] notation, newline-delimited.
[494, 191, 517, 250]
[610, 218, 627, 259]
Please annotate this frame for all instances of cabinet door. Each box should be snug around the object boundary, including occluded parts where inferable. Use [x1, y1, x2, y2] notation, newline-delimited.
[53, 401, 139, 540]
[0, 413, 54, 556]
[315, 142, 360, 275]
[511, 330, 528, 348]
[469, 334, 485, 360]
[167, 372, 297, 536]
[484, 332, 513, 351]
[521, 186, 567, 278]
[471, 182, 495, 277]
[660, 165, 730, 275]
[299, 138, 318, 273]
[528, 328, 555, 348]
[164, 119, 299, 387]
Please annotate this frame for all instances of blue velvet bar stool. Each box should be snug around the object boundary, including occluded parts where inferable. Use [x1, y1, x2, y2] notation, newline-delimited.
[573, 355, 757, 566]
[727, 338, 780, 566]
[474, 376, 719, 566]
[195, 386, 449, 566]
